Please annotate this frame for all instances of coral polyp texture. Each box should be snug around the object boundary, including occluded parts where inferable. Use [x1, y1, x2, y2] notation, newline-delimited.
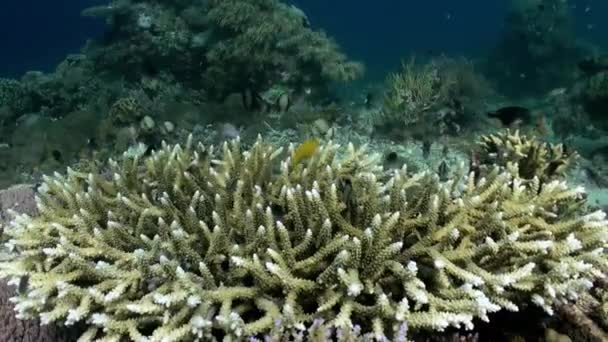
[0, 136, 607, 341]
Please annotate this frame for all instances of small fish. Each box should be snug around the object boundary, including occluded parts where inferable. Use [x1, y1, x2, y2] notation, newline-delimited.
[535, 115, 549, 136]
[578, 56, 608, 75]
[277, 92, 291, 112]
[487, 106, 532, 127]
[547, 88, 566, 97]
[364, 92, 374, 109]
[292, 138, 319, 166]
[51, 150, 63, 163]
[422, 140, 432, 159]
[385, 151, 398, 163]
[383, 151, 401, 170]
[438, 160, 449, 181]
[219, 123, 240, 140]
[86, 137, 98, 150]
[338, 177, 354, 207]
[469, 151, 482, 183]
[441, 145, 450, 158]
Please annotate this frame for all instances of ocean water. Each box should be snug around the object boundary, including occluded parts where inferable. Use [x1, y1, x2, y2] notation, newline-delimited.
[0, 0, 106, 77]
[2, 1, 604, 79]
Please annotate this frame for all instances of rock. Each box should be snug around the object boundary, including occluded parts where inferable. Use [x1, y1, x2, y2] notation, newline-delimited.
[0, 184, 81, 342]
[545, 328, 572, 342]
[0, 184, 37, 234]
[140, 115, 155, 132]
[162, 121, 175, 134]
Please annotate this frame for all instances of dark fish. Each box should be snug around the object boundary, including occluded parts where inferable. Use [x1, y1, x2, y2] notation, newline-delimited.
[87, 137, 98, 150]
[469, 151, 482, 183]
[422, 140, 432, 159]
[364, 92, 374, 109]
[385, 151, 398, 163]
[438, 160, 449, 181]
[487, 106, 532, 127]
[338, 177, 357, 217]
[142, 59, 160, 76]
[17, 275, 29, 294]
[578, 57, 608, 76]
[51, 150, 63, 163]
[383, 151, 401, 170]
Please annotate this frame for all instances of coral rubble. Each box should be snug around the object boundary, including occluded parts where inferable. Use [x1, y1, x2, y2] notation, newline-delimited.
[0, 136, 606, 341]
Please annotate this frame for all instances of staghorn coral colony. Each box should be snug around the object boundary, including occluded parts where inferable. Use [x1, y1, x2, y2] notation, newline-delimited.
[2, 0, 608, 340]
[0, 134, 607, 341]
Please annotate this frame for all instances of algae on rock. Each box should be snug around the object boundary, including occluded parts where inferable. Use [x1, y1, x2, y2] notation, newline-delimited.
[0, 135, 606, 341]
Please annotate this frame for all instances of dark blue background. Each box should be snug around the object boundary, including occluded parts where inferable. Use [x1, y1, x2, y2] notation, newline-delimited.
[0, 0, 106, 78]
[0, 0, 604, 79]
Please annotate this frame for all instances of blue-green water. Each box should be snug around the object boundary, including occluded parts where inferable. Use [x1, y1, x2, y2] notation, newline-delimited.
[1, 1, 604, 79]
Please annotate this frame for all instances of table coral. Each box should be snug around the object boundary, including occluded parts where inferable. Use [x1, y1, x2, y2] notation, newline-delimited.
[0, 136, 606, 341]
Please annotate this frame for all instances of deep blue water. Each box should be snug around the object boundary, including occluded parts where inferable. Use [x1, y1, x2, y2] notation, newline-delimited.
[0, 0, 605, 79]
[0, 0, 106, 78]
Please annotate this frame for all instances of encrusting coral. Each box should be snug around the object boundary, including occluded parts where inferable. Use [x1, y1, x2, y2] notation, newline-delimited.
[0, 135, 607, 341]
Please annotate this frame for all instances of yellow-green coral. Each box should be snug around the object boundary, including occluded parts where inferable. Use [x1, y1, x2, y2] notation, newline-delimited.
[478, 129, 578, 184]
[108, 96, 145, 124]
[0, 136, 607, 341]
[382, 58, 442, 126]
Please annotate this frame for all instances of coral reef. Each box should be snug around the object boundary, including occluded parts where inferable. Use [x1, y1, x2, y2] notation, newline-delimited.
[0, 78, 29, 116]
[0, 136, 606, 341]
[477, 130, 578, 184]
[1, 185, 82, 342]
[580, 71, 608, 130]
[485, 0, 587, 96]
[555, 282, 608, 342]
[82, 0, 362, 104]
[382, 58, 443, 126]
[0, 0, 362, 189]
[375, 57, 493, 141]
[204, 0, 364, 101]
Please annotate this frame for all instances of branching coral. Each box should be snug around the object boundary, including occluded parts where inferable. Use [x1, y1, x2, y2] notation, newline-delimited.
[478, 130, 578, 184]
[377, 57, 488, 136]
[382, 58, 443, 126]
[0, 136, 606, 341]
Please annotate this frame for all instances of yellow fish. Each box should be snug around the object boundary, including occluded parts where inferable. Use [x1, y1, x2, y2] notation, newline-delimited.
[292, 139, 319, 166]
